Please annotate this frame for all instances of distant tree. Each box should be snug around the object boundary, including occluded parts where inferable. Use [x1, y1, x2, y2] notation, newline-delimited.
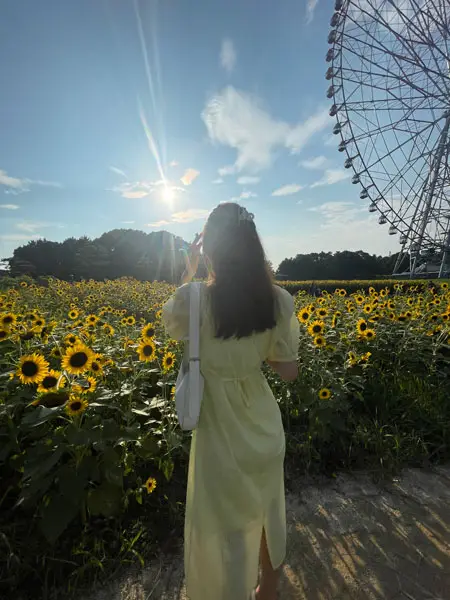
[276, 250, 393, 280]
[5, 229, 188, 283]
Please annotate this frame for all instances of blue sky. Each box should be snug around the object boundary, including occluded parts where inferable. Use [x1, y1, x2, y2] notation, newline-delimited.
[0, 0, 400, 269]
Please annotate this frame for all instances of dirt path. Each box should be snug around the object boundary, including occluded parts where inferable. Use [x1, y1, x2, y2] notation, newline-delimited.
[83, 467, 450, 599]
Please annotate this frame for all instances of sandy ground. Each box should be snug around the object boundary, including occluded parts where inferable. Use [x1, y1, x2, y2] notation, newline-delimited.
[82, 467, 450, 600]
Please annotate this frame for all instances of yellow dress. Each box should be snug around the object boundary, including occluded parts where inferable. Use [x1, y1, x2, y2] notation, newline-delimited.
[162, 284, 299, 600]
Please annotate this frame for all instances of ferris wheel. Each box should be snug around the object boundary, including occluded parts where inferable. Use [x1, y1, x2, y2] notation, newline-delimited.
[326, 0, 450, 277]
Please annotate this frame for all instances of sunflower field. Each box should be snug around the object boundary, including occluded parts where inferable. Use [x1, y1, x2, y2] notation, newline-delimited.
[1, 277, 450, 597]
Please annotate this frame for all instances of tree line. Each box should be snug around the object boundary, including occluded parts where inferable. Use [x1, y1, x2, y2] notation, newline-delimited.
[3, 229, 404, 282]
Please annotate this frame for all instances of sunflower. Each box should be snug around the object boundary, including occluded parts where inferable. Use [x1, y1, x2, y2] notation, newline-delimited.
[102, 323, 115, 336]
[313, 335, 326, 348]
[64, 333, 80, 346]
[20, 281, 28, 288]
[73, 376, 97, 394]
[339, 289, 347, 297]
[141, 322, 156, 340]
[37, 369, 65, 393]
[362, 329, 376, 340]
[363, 304, 373, 314]
[86, 314, 99, 326]
[51, 346, 63, 359]
[145, 477, 157, 494]
[137, 340, 157, 362]
[89, 354, 104, 377]
[68, 309, 79, 320]
[348, 351, 358, 366]
[380, 289, 387, 298]
[162, 351, 176, 371]
[0, 328, 9, 342]
[356, 319, 368, 334]
[355, 295, 364, 305]
[359, 351, 372, 363]
[1, 312, 17, 329]
[16, 353, 50, 384]
[65, 395, 89, 417]
[62, 343, 94, 375]
[155, 309, 162, 320]
[297, 309, 311, 323]
[126, 316, 136, 326]
[318, 388, 331, 400]
[307, 320, 325, 337]
[317, 308, 328, 318]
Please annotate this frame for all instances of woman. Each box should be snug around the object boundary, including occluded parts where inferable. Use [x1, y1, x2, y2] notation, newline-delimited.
[162, 202, 299, 600]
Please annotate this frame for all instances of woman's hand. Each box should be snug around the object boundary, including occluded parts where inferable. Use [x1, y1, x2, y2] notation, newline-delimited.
[180, 233, 202, 285]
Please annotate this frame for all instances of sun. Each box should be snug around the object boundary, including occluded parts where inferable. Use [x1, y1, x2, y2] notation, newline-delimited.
[161, 185, 175, 204]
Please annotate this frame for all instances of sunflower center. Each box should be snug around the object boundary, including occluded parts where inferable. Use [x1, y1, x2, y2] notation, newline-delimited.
[166, 357, 173, 365]
[3, 316, 13, 324]
[70, 352, 88, 368]
[22, 361, 39, 377]
[71, 401, 82, 411]
[145, 329, 155, 337]
[91, 362, 100, 371]
[0, 331, 6, 339]
[313, 325, 321, 333]
[42, 376, 57, 389]
[359, 322, 367, 331]
[143, 345, 154, 357]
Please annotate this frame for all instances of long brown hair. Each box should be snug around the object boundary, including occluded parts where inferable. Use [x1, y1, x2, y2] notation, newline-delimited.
[202, 202, 276, 339]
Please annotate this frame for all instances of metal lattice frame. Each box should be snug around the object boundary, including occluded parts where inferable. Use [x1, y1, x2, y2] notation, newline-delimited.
[326, 0, 450, 277]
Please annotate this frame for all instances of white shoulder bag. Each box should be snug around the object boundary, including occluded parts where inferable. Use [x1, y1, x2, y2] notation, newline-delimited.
[175, 282, 204, 430]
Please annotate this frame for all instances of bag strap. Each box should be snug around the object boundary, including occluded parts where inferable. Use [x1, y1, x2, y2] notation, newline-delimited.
[188, 282, 201, 363]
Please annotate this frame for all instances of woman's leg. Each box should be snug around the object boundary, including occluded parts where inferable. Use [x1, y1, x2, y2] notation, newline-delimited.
[255, 529, 279, 600]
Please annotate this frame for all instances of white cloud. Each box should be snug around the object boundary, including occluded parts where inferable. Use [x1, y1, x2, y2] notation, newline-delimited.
[109, 166, 127, 178]
[218, 165, 236, 177]
[0, 168, 62, 195]
[306, 0, 319, 24]
[237, 176, 260, 185]
[15, 221, 52, 233]
[231, 191, 258, 202]
[171, 209, 210, 223]
[202, 87, 331, 172]
[0, 204, 19, 210]
[310, 169, 350, 188]
[180, 168, 200, 186]
[110, 179, 185, 199]
[300, 155, 327, 170]
[147, 220, 170, 228]
[272, 184, 304, 197]
[220, 38, 236, 73]
[286, 109, 331, 154]
[212, 178, 224, 184]
[169, 160, 179, 168]
[121, 220, 135, 225]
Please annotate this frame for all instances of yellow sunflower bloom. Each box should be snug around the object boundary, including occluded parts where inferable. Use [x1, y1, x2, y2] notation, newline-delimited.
[318, 388, 331, 400]
[145, 477, 157, 494]
[102, 323, 115, 336]
[313, 335, 326, 348]
[37, 369, 65, 393]
[16, 353, 50, 385]
[362, 329, 376, 340]
[0, 328, 10, 342]
[356, 319, 368, 334]
[162, 351, 176, 371]
[137, 340, 157, 362]
[62, 343, 94, 375]
[65, 395, 89, 417]
[307, 320, 325, 337]
[141, 322, 156, 340]
[73, 376, 97, 394]
[1, 312, 17, 329]
[89, 354, 104, 377]
[68, 309, 79, 320]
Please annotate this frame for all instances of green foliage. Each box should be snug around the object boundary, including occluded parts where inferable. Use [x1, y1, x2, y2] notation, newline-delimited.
[0, 277, 449, 597]
[277, 278, 450, 295]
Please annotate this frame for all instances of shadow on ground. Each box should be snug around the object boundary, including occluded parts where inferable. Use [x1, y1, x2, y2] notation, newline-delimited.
[83, 467, 450, 600]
